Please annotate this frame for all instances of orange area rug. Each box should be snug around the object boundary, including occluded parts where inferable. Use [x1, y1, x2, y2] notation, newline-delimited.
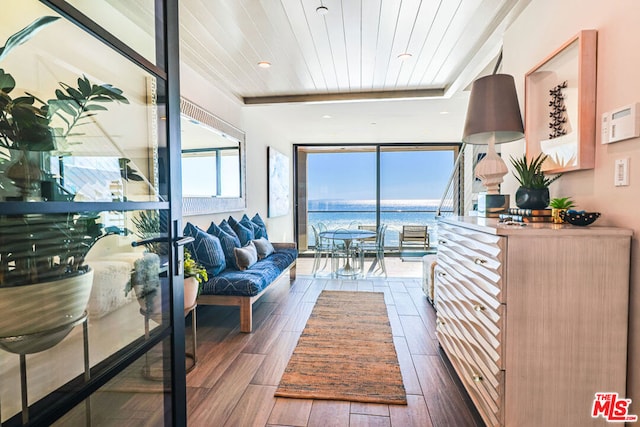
[275, 290, 407, 404]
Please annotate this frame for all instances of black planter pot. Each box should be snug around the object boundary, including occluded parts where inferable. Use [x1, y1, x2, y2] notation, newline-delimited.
[515, 187, 550, 209]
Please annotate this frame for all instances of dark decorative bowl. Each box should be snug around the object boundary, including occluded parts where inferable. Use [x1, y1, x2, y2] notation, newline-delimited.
[559, 210, 601, 226]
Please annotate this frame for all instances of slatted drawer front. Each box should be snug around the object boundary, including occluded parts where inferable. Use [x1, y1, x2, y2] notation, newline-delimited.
[436, 268, 503, 369]
[437, 326, 504, 427]
[437, 223, 505, 302]
[435, 222, 506, 426]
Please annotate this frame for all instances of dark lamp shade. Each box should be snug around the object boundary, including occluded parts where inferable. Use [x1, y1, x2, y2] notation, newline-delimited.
[462, 74, 524, 144]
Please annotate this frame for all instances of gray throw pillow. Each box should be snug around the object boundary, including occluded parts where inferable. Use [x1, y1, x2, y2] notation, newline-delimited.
[252, 237, 275, 260]
[234, 241, 258, 271]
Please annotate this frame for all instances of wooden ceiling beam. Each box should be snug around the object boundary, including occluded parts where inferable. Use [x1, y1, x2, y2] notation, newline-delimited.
[243, 88, 445, 104]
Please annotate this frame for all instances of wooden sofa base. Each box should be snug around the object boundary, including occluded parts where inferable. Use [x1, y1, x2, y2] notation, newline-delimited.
[197, 262, 296, 333]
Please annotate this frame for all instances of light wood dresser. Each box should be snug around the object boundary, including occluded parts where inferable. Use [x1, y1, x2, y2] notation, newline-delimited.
[435, 216, 632, 427]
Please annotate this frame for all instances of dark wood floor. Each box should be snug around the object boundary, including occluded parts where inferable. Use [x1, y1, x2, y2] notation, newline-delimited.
[186, 274, 485, 427]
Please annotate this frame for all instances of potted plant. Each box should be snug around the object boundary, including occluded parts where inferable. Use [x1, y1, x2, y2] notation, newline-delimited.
[510, 152, 562, 209]
[0, 212, 104, 354]
[0, 18, 130, 354]
[183, 249, 207, 311]
[549, 197, 575, 224]
[0, 17, 129, 201]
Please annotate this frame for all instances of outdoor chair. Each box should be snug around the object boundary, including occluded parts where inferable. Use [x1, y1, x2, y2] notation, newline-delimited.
[311, 224, 332, 277]
[357, 225, 377, 244]
[359, 224, 387, 278]
[398, 225, 430, 252]
[330, 228, 363, 278]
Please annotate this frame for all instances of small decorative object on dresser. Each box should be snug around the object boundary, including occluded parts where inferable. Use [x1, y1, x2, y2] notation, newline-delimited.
[549, 196, 575, 223]
[559, 209, 601, 226]
[510, 152, 562, 209]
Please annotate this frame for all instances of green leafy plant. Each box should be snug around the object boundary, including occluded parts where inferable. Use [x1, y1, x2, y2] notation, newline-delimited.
[510, 152, 562, 189]
[0, 17, 129, 154]
[131, 210, 169, 256]
[0, 212, 104, 286]
[184, 249, 207, 297]
[549, 197, 575, 209]
[0, 18, 129, 286]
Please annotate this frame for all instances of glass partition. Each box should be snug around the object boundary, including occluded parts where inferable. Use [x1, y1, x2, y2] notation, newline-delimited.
[53, 339, 172, 426]
[64, 0, 160, 67]
[0, 209, 172, 424]
[0, 1, 182, 424]
[0, 3, 166, 203]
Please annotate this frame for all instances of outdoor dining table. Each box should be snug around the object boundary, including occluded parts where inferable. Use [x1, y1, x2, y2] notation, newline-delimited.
[319, 229, 376, 277]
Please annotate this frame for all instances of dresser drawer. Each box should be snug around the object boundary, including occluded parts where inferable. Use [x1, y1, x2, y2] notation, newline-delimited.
[437, 325, 504, 427]
[436, 267, 504, 369]
[437, 222, 505, 302]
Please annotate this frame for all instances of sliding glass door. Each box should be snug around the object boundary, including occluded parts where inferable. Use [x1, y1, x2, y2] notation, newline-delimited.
[303, 148, 376, 247]
[295, 144, 459, 253]
[379, 146, 455, 249]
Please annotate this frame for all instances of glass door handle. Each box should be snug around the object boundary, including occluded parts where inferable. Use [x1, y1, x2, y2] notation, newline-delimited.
[131, 236, 194, 247]
[173, 236, 195, 247]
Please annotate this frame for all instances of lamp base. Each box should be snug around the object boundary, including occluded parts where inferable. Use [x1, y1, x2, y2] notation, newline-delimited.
[477, 193, 509, 217]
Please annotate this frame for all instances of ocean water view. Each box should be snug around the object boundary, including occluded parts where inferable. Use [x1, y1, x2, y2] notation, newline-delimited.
[307, 199, 453, 250]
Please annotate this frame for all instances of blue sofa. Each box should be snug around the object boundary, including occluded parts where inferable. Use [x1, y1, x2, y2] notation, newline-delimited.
[196, 242, 297, 332]
[184, 215, 297, 332]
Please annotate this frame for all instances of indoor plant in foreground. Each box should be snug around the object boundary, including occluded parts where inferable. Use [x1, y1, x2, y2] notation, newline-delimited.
[0, 17, 129, 201]
[0, 17, 129, 354]
[510, 152, 562, 209]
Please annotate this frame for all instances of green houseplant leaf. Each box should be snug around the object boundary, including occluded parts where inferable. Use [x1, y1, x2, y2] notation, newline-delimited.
[0, 16, 60, 62]
[510, 152, 562, 189]
[549, 197, 575, 209]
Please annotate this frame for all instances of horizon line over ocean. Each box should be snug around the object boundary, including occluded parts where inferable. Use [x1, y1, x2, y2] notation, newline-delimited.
[306, 199, 453, 248]
[308, 198, 450, 210]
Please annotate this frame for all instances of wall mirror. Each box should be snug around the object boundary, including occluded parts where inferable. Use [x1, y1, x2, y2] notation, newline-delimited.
[181, 98, 246, 215]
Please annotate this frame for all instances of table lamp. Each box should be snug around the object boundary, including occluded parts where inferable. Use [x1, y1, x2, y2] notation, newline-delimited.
[462, 73, 524, 216]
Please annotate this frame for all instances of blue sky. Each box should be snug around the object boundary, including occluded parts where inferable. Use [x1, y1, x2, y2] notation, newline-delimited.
[307, 149, 454, 201]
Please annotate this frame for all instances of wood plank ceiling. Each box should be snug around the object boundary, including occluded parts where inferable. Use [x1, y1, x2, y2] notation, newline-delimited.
[178, 0, 530, 104]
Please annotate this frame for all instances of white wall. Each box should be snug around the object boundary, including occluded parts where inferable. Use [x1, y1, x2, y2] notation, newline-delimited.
[243, 107, 295, 242]
[180, 64, 294, 241]
[501, 0, 640, 401]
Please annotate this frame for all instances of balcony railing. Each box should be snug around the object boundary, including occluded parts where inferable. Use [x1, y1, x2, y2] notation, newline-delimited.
[307, 206, 453, 250]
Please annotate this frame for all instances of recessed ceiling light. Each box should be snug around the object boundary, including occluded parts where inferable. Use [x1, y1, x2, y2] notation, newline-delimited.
[440, 111, 449, 115]
[316, 6, 329, 15]
[397, 53, 413, 60]
[322, 115, 332, 119]
[257, 61, 271, 68]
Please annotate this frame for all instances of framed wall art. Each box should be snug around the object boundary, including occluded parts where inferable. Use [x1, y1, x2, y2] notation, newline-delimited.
[525, 30, 597, 173]
[267, 147, 290, 217]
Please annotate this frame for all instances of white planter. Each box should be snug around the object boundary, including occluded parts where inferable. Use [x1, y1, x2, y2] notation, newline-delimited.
[0, 269, 94, 354]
